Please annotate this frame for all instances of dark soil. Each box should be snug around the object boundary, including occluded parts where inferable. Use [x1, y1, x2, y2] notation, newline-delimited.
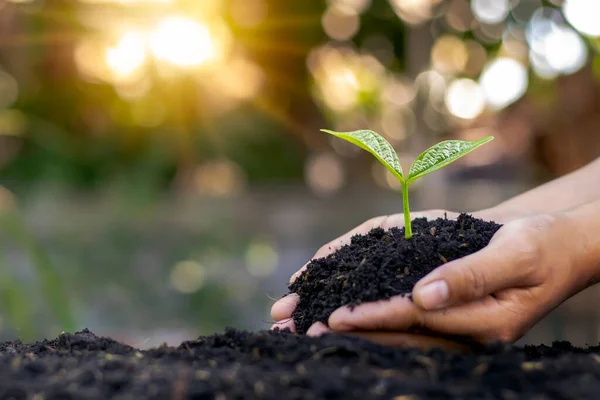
[5, 214, 599, 399]
[290, 214, 502, 334]
[3, 328, 600, 399]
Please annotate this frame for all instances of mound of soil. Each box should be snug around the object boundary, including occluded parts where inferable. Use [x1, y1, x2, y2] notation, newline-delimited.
[2, 329, 600, 399]
[290, 214, 502, 334]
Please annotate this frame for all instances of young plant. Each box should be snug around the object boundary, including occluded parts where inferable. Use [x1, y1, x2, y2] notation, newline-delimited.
[321, 129, 494, 239]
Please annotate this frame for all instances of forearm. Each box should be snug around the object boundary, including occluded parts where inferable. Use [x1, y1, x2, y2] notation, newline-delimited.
[563, 198, 600, 288]
[486, 158, 600, 218]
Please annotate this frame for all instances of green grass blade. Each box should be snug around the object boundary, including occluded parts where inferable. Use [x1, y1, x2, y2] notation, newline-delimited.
[407, 137, 494, 183]
[1, 213, 76, 334]
[0, 247, 36, 342]
[321, 129, 404, 182]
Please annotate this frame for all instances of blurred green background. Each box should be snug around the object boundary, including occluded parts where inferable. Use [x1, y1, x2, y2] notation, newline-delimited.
[1, 0, 600, 346]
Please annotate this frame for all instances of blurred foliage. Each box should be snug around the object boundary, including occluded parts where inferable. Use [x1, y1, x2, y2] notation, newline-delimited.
[0, 0, 599, 195]
[1, 0, 600, 340]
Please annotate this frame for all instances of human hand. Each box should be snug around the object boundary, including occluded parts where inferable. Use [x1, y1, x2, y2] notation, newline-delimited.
[270, 207, 512, 336]
[297, 212, 593, 345]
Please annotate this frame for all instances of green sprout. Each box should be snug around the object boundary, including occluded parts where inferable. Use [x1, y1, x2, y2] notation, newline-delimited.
[321, 129, 494, 239]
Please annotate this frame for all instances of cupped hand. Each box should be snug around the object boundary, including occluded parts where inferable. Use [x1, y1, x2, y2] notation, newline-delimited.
[274, 211, 593, 345]
[270, 208, 510, 336]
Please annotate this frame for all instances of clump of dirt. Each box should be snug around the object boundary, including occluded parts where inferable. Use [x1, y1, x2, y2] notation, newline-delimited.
[2, 329, 600, 399]
[290, 214, 502, 334]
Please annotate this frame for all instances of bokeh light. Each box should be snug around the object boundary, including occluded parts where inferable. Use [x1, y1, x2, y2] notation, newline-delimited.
[431, 35, 468, 75]
[150, 17, 220, 68]
[309, 46, 385, 113]
[564, 0, 600, 37]
[170, 261, 206, 294]
[479, 58, 528, 110]
[245, 240, 279, 277]
[527, 9, 588, 78]
[322, 5, 361, 41]
[543, 26, 587, 75]
[105, 31, 147, 81]
[471, 0, 509, 24]
[321, 66, 360, 111]
[193, 160, 247, 198]
[209, 57, 265, 102]
[380, 106, 416, 142]
[445, 78, 485, 120]
[389, 0, 441, 26]
[75, 38, 111, 83]
[381, 76, 417, 108]
[305, 152, 345, 196]
[416, 69, 447, 104]
[329, 0, 372, 15]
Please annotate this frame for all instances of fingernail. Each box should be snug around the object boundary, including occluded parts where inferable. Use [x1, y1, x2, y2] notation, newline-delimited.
[416, 280, 449, 310]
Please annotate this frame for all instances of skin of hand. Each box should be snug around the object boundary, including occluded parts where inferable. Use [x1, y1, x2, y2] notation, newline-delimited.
[271, 207, 599, 344]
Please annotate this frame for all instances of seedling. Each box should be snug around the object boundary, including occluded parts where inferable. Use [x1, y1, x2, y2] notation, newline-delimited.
[321, 129, 494, 239]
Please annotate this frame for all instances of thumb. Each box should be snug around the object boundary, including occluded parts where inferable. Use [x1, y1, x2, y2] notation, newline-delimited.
[412, 238, 539, 310]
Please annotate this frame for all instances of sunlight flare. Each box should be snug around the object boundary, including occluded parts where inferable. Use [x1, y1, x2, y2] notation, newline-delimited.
[149, 17, 218, 68]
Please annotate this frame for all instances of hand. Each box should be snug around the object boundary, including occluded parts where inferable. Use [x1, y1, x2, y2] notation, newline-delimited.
[270, 208, 512, 335]
[289, 212, 593, 345]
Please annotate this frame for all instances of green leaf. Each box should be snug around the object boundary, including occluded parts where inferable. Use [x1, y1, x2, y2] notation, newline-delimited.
[321, 129, 404, 182]
[407, 137, 494, 183]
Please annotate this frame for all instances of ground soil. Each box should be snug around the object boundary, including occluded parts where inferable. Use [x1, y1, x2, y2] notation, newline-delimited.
[290, 214, 502, 334]
[2, 328, 600, 399]
[4, 214, 600, 399]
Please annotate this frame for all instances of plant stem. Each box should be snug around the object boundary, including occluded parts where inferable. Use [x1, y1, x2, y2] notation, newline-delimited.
[402, 181, 412, 239]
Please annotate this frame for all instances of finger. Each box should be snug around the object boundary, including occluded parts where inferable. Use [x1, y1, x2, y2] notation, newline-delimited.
[421, 293, 532, 343]
[328, 296, 420, 332]
[413, 236, 540, 310]
[330, 292, 530, 344]
[306, 322, 331, 337]
[270, 318, 296, 333]
[270, 294, 299, 321]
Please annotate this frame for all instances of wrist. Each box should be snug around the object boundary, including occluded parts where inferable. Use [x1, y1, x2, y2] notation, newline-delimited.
[562, 200, 600, 288]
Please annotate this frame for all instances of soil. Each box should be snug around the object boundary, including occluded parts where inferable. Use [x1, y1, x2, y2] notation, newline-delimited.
[4, 213, 600, 399]
[290, 214, 502, 334]
[2, 328, 600, 399]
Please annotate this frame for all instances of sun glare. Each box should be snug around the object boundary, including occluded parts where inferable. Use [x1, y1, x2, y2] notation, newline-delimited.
[105, 31, 147, 80]
[150, 17, 217, 68]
